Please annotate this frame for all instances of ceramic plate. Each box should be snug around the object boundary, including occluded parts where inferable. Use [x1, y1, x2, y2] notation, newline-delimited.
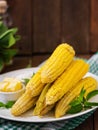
[0, 68, 98, 122]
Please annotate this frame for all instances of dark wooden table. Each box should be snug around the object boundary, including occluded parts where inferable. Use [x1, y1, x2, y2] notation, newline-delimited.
[1, 54, 98, 130]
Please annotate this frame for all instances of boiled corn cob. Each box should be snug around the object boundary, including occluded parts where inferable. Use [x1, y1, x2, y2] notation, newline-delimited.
[45, 59, 89, 105]
[33, 83, 51, 116]
[26, 65, 46, 97]
[11, 91, 38, 116]
[40, 104, 54, 116]
[41, 43, 75, 83]
[55, 77, 97, 118]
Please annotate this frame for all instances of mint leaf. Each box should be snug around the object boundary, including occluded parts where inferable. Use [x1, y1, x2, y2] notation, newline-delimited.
[67, 87, 98, 114]
[78, 87, 86, 102]
[84, 101, 98, 107]
[69, 87, 86, 107]
[69, 98, 81, 106]
[5, 101, 15, 108]
[0, 101, 15, 108]
[86, 90, 98, 100]
[67, 104, 83, 114]
[0, 102, 5, 107]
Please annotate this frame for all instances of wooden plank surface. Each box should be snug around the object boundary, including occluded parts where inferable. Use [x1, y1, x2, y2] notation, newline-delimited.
[94, 110, 98, 130]
[90, 0, 98, 53]
[1, 54, 91, 74]
[1, 55, 50, 73]
[32, 0, 61, 53]
[7, 0, 32, 55]
[61, 0, 90, 54]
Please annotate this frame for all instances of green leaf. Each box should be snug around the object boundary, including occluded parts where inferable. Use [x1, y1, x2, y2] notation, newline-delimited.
[0, 28, 18, 39]
[69, 87, 86, 107]
[0, 101, 15, 108]
[23, 78, 30, 85]
[1, 49, 17, 64]
[78, 87, 86, 102]
[5, 101, 15, 108]
[0, 33, 16, 48]
[69, 98, 81, 106]
[67, 104, 83, 114]
[84, 101, 98, 107]
[0, 102, 5, 107]
[86, 90, 98, 100]
[0, 21, 8, 35]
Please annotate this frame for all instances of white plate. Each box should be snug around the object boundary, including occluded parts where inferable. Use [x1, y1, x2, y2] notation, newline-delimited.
[0, 68, 98, 123]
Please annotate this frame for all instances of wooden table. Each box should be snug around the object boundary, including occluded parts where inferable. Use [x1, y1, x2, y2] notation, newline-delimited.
[1, 54, 98, 130]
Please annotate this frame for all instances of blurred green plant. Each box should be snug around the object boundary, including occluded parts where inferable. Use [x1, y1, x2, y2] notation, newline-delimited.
[0, 21, 20, 72]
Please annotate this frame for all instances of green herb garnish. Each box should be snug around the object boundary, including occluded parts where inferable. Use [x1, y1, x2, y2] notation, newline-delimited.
[0, 101, 15, 109]
[67, 88, 98, 114]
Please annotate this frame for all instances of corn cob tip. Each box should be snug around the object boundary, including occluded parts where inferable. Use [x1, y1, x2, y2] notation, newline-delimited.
[61, 43, 75, 55]
[11, 91, 38, 116]
[41, 43, 75, 83]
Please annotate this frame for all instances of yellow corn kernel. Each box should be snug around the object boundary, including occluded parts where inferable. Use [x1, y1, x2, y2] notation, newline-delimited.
[55, 77, 97, 118]
[11, 91, 38, 116]
[26, 65, 46, 97]
[45, 59, 89, 105]
[40, 104, 54, 116]
[41, 43, 75, 83]
[33, 84, 51, 116]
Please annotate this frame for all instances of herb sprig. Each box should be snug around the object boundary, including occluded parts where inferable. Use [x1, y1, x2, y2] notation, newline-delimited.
[67, 88, 98, 114]
[0, 101, 15, 109]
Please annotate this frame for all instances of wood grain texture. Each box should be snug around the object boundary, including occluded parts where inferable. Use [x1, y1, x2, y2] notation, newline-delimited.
[90, 0, 98, 53]
[61, 0, 90, 54]
[94, 110, 98, 130]
[7, 0, 32, 55]
[32, 0, 61, 53]
[1, 55, 50, 73]
[2, 54, 90, 73]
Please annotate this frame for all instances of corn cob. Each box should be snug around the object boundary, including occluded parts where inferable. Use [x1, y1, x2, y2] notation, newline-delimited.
[40, 104, 54, 116]
[55, 77, 97, 118]
[45, 59, 89, 105]
[41, 43, 75, 83]
[33, 83, 51, 116]
[11, 91, 38, 116]
[26, 65, 46, 97]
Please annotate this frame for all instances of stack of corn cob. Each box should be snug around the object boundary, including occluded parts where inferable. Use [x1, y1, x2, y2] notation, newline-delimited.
[11, 43, 97, 118]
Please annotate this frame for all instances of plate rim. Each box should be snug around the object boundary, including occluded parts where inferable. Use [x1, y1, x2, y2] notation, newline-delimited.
[0, 68, 98, 123]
